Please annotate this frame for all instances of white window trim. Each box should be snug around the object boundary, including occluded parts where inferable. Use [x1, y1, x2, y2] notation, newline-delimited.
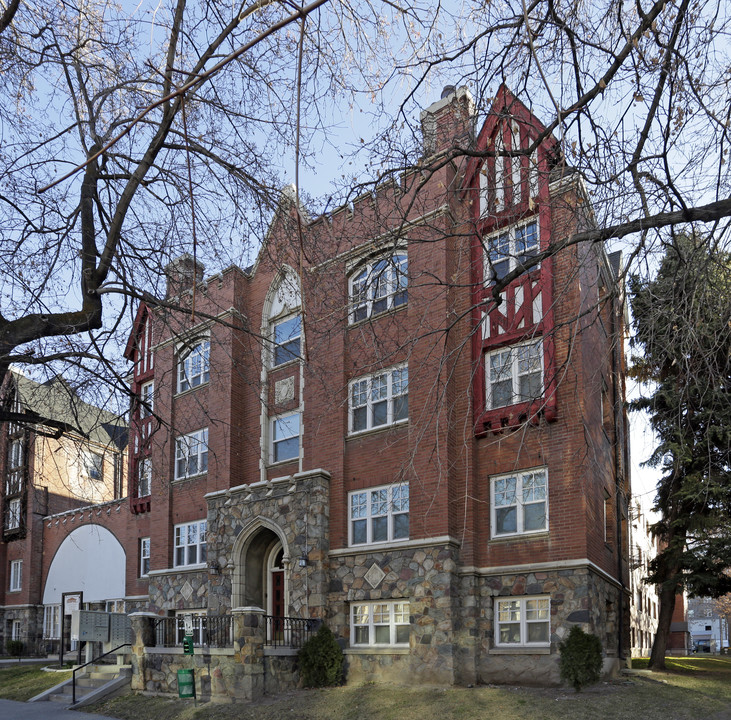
[140, 537, 151, 577]
[43, 605, 61, 639]
[271, 314, 301, 367]
[490, 467, 548, 538]
[348, 252, 408, 324]
[174, 520, 207, 568]
[351, 600, 410, 647]
[6, 497, 21, 530]
[137, 457, 152, 497]
[484, 218, 539, 284]
[177, 339, 210, 393]
[349, 483, 409, 547]
[140, 380, 154, 418]
[9, 559, 22, 592]
[175, 428, 208, 480]
[270, 412, 301, 465]
[485, 339, 543, 410]
[494, 595, 550, 648]
[349, 365, 408, 435]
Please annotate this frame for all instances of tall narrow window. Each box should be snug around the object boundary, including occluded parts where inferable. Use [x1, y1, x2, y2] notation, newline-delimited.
[140, 537, 151, 577]
[9, 559, 22, 591]
[137, 458, 152, 497]
[140, 380, 154, 418]
[272, 315, 301, 366]
[6, 498, 21, 530]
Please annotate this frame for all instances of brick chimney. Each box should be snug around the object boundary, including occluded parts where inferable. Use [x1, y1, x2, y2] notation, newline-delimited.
[420, 85, 475, 157]
[165, 254, 204, 299]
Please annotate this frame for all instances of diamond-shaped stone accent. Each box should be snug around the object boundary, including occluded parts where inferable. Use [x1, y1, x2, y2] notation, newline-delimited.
[180, 580, 193, 601]
[364, 563, 386, 589]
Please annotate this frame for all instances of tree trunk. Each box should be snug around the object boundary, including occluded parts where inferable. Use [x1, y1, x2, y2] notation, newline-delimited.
[649, 576, 680, 669]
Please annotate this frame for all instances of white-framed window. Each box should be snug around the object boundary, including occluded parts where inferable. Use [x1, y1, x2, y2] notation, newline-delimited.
[349, 252, 408, 323]
[272, 315, 301, 367]
[270, 413, 300, 464]
[11, 619, 22, 641]
[486, 339, 542, 410]
[9, 559, 22, 591]
[83, 449, 103, 481]
[174, 520, 207, 567]
[105, 599, 126, 613]
[485, 219, 539, 283]
[349, 365, 408, 434]
[351, 600, 410, 647]
[137, 457, 152, 496]
[140, 537, 151, 577]
[494, 596, 550, 647]
[140, 380, 154, 419]
[175, 428, 208, 480]
[491, 468, 548, 537]
[43, 605, 61, 639]
[5, 437, 23, 495]
[178, 339, 210, 393]
[349, 483, 409, 546]
[6, 498, 21, 530]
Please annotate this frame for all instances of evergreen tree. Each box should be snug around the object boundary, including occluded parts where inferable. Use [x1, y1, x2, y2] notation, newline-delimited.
[630, 235, 731, 669]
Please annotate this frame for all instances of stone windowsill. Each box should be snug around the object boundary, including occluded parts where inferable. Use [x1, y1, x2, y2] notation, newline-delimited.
[488, 646, 552, 655]
[345, 647, 410, 655]
[147, 564, 207, 577]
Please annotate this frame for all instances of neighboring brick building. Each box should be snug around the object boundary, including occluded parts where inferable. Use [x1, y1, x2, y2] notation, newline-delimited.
[0, 370, 127, 652]
[2, 85, 632, 692]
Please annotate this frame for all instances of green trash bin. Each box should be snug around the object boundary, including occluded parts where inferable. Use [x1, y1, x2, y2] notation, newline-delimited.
[177, 668, 195, 698]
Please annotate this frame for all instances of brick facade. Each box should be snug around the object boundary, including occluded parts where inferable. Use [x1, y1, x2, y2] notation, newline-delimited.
[1, 85, 632, 692]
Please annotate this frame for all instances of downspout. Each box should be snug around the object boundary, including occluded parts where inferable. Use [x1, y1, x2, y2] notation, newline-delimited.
[611, 275, 626, 665]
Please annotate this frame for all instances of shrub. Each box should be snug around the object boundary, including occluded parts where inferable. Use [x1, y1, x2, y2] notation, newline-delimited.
[6, 639, 24, 658]
[559, 625, 603, 691]
[298, 624, 344, 688]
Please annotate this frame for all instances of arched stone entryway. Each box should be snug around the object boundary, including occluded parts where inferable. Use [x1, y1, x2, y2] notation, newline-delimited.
[231, 518, 291, 615]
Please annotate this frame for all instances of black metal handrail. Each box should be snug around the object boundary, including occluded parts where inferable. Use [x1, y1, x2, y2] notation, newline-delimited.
[72, 643, 130, 705]
[264, 615, 319, 648]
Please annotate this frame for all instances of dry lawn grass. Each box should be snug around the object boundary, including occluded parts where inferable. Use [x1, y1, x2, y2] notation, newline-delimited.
[82, 657, 731, 720]
[0, 664, 72, 701]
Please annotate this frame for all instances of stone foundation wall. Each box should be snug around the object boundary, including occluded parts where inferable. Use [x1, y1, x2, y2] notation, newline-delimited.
[327, 542, 461, 686]
[263, 652, 299, 694]
[139, 648, 246, 701]
[459, 566, 624, 686]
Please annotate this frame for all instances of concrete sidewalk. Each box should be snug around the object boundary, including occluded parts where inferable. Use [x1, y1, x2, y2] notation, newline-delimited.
[0, 698, 118, 719]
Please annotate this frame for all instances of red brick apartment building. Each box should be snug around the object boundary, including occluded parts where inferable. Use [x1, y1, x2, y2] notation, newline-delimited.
[2, 86, 631, 694]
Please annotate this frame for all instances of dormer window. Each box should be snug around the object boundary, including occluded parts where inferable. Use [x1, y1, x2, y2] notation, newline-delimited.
[349, 253, 407, 323]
